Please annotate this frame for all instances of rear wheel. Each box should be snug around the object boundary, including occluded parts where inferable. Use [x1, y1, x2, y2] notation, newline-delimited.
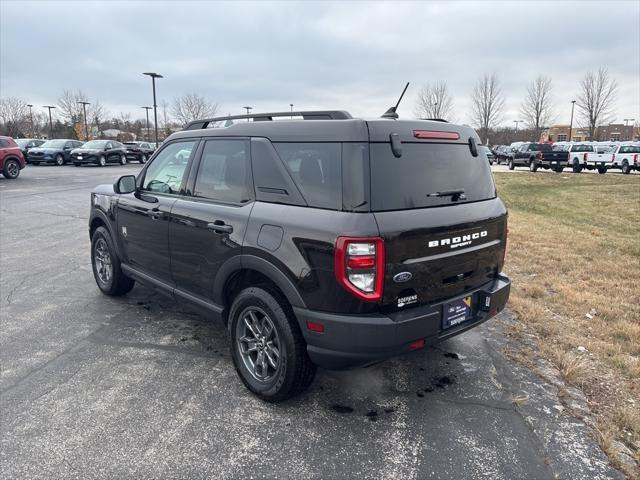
[230, 287, 316, 402]
[553, 166, 564, 173]
[139, 154, 147, 164]
[98, 155, 106, 167]
[529, 160, 538, 172]
[74, 162, 81, 167]
[597, 166, 607, 174]
[32, 161, 40, 166]
[91, 226, 134, 296]
[572, 159, 582, 173]
[2, 159, 20, 179]
[119, 154, 126, 165]
[55, 154, 64, 166]
[621, 161, 630, 174]
[508, 159, 515, 170]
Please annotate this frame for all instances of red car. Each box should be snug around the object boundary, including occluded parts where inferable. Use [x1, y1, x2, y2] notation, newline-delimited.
[0, 136, 26, 179]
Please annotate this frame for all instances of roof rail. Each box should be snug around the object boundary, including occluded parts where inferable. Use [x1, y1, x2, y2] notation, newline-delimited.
[184, 110, 353, 130]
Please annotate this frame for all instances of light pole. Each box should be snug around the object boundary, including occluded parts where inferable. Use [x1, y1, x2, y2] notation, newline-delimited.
[513, 120, 523, 141]
[43, 105, 56, 139]
[141, 106, 152, 141]
[143, 72, 163, 147]
[568, 100, 576, 141]
[243, 106, 252, 121]
[78, 101, 91, 141]
[290, 103, 293, 119]
[27, 104, 34, 137]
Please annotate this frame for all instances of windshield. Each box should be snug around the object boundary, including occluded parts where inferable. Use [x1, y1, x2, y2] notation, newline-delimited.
[370, 143, 496, 211]
[15, 139, 29, 147]
[533, 143, 553, 152]
[553, 144, 569, 152]
[82, 140, 108, 148]
[40, 140, 67, 148]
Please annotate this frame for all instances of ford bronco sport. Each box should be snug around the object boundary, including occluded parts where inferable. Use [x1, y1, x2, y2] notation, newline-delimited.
[89, 110, 510, 401]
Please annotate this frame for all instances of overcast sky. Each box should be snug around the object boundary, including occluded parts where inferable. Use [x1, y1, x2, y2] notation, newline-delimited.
[1, 0, 639, 127]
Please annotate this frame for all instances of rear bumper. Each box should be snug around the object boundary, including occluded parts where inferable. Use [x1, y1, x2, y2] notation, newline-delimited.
[72, 156, 99, 164]
[294, 273, 511, 370]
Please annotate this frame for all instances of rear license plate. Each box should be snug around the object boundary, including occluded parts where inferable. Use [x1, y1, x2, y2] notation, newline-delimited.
[443, 296, 473, 329]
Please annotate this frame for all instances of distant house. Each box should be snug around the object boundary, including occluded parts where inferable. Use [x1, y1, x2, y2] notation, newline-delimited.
[100, 129, 122, 139]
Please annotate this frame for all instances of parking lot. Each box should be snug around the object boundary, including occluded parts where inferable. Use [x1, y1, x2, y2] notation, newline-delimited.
[0, 165, 623, 479]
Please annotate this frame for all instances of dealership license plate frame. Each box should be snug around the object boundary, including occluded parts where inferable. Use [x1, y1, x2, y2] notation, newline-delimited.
[442, 295, 474, 329]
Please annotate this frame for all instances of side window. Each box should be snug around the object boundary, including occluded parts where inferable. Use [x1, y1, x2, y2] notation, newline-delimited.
[142, 140, 196, 194]
[0, 139, 8, 148]
[193, 140, 251, 203]
[273, 142, 341, 210]
[251, 138, 305, 206]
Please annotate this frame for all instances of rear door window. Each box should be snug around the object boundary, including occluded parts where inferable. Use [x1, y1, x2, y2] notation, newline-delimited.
[370, 143, 496, 211]
[273, 143, 341, 210]
[193, 139, 251, 204]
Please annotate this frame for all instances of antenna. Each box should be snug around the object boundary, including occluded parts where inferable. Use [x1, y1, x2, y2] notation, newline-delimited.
[381, 82, 410, 119]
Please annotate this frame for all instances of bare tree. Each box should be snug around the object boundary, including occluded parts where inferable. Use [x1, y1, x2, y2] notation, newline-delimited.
[58, 90, 107, 137]
[576, 67, 617, 140]
[471, 74, 505, 143]
[414, 81, 454, 120]
[0, 97, 29, 136]
[171, 93, 219, 126]
[520, 76, 554, 140]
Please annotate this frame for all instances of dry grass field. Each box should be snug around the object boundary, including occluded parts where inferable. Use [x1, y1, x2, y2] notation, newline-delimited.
[495, 172, 640, 476]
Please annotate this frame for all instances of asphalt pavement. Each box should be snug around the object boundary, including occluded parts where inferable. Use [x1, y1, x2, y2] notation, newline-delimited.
[0, 164, 624, 479]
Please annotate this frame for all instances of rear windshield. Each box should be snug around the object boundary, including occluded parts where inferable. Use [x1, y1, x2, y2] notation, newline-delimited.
[533, 143, 553, 152]
[370, 143, 496, 211]
[619, 145, 640, 153]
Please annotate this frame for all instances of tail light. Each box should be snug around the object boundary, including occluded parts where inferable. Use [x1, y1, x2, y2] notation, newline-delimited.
[583, 153, 588, 162]
[500, 219, 508, 271]
[536, 152, 543, 160]
[612, 153, 615, 162]
[634, 154, 638, 165]
[335, 237, 384, 302]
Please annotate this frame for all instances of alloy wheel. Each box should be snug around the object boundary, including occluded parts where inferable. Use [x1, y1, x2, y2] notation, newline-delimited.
[94, 238, 113, 285]
[236, 307, 282, 382]
[5, 160, 19, 178]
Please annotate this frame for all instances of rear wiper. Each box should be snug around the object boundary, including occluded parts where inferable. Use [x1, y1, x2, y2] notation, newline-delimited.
[427, 189, 466, 201]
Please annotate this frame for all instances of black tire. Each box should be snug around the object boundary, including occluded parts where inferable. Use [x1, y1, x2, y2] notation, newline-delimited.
[55, 154, 64, 166]
[74, 162, 81, 167]
[621, 162, 630, 175]
[2, 158, 20, 179]
[98, 155, 106, 167]
[553, 166, 564, 173]
[91, 226, 134, 296]
[229, 286, 316, 402]
[508, 159, 515, 170]
[119, 154, 127, 166]
[139, 154, 147, 164]
[529, 159, 538, 172]
[572, 158, 582, 173]
[597, 166, 607, 174]
[32, 161, 40, 166]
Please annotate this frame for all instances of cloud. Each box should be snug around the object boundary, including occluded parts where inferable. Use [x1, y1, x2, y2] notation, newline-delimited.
[1, 0, 638, 125]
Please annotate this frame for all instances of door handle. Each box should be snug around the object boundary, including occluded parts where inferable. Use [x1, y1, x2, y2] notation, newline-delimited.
[147, 208, 161, 220]
[207, 222, 233, 234]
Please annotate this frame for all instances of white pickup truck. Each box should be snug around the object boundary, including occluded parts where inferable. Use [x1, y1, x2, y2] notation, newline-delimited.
[583, 144, 615, 174]
[554, 143, 596, 173]
[609, 143, 640, 174]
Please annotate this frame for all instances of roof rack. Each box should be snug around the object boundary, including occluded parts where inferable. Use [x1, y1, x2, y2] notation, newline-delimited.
[184, 110, 353, 130]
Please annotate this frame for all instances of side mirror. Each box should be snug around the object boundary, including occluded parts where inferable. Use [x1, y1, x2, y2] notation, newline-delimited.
[114, 175, 136, 194]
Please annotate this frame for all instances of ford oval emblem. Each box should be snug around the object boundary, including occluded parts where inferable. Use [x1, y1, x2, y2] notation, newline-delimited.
[393, 272, 412, 283]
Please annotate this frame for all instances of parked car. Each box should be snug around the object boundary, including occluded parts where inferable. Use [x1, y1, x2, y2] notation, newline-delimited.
[14, 138, 45, 157]
[583, 145, 615, 174]
[481, 145, 495, 165]
[552, 143, 596, 173]
[27, 139, 84, 166]
[88, 109, 510, 401]
[511, 142, 569, 172]
[0, 136, 26, 179]
[609, 143, 640, 174]
[494, 145, 512, 163]
[123, 141, 155, 163]
[71, 140, 128, 167]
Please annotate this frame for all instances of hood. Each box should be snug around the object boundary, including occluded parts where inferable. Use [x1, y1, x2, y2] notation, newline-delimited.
[72, 148, 101, 154]
[93, 183, 116, 196]
[29, 147, 60, 154]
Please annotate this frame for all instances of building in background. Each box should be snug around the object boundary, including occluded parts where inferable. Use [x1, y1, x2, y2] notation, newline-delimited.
[540, 124, 640, 142]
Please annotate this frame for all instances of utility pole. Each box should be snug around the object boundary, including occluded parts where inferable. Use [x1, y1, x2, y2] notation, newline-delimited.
[142, 106, 152, 141]
[143, 72, 163, 147]
[78, 101, 91, 141]
[42, 105, 56, 139]
[27, 104, 34, 137]
[513, 120, 523, 142]
[243, 106, 252, 121]
[290, 103, 293, 119]
[568, 100, 576, 141]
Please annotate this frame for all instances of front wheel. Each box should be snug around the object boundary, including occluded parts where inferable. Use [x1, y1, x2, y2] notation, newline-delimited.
[508, 159, 515, 170]
[91, 226, 134, 296]
[230, 287, 316, 402]
[97, 155, 106, 167]
[55, 154, 64, 166]
[2, 159, 20, 179]
[139, 154, 147, 164]
[119, 154, 127, 165]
